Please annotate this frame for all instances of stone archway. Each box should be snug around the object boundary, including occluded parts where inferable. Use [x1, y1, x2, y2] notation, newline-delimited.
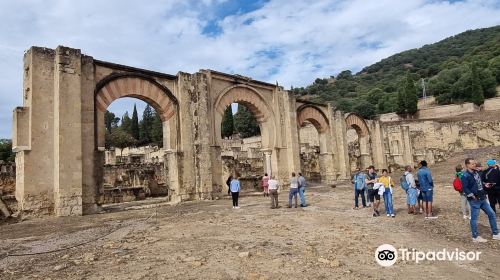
[213, 84, 275, 148]
[345, 113, 372, 170]
[297, 105, 335, 183]
[94, 73, 179, 150]
[12, 46, 313, 216]
[93, 73, 180, 208]
[212, 84, 277, 189]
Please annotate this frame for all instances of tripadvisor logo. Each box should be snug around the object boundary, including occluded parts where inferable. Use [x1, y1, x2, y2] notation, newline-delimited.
[375, 244, 482, 267]
[375, 244, 397, 267]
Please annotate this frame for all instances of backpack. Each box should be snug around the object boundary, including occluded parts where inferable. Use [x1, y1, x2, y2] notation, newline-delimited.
[453, 177, 462, 192]
[400, 174, 410, 192]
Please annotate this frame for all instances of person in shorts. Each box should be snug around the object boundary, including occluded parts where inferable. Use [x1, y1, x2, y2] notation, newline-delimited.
[365, 166, 380, 217]
[417, 160, 437, 219]
[404, 165, 418, 214]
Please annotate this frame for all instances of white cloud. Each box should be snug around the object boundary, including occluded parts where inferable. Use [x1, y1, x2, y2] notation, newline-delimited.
[0, 0, 500, 138]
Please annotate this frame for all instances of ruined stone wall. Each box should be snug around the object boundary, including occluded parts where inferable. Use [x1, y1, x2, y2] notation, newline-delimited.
[221, 156, 264, 191]
[299, 144, 321, 182]
[484, 96, 500, 111]
[100, 163, 167, 204]
[299, 122, 319, 146]
[382, 118, 500, 168]
[0, 162, 15, 195]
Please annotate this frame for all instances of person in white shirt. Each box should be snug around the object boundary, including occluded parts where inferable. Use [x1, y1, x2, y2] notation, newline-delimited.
[268, 175, 280, 209]
[404, 165, 418, 215]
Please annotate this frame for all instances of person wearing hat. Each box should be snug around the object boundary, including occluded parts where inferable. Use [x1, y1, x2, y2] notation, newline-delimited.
[482, 159, 500, 213]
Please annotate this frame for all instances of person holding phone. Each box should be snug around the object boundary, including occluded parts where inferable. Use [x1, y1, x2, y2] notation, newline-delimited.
[483, 159, 500, 213]
[461, 158, 499, 242]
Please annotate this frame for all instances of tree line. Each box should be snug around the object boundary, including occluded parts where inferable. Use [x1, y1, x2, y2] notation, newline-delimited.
[291, 25, 500, 118]
[105, 104, 163, 150]
[0, 139, 13, 162]
[221, 104, 260, 138]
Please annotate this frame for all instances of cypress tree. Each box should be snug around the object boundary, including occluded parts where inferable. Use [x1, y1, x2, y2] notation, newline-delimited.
[151, 112, 163, 147]
[233, 104, 260, 138]
[140, 104, 154, 143]
[404, 73, 418, 115]
[470, 63, 485, 105]
[131, 104, 140, 140]
[121, 111, 132, 134]
[221, 106, 234, 138]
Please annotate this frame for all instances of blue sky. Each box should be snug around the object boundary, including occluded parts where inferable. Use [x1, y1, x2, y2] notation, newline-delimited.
[1, 0, 500, 138]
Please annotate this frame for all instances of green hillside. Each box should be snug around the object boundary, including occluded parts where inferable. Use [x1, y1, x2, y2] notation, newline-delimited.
[292, 25, 500, 118]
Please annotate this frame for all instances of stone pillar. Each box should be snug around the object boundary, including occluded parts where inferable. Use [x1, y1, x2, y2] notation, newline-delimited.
[402, 125, 413, 165]
[165, 149, 181, 203]
[334, 111, 350, 179]
[262, 149, 273, 176]
[13, 47, 56, 215]
[53, 46, 83, 216]
[359, 136, 372, 169]
[210, 145, 223, 194]
[319, 152, 335, 184]
[281, 89, 301, 182]
[80, 55, 99, 215]
[371, 120, 386, 169]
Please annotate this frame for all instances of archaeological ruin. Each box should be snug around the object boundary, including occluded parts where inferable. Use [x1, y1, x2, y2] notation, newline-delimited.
[8, 46, 500, 217]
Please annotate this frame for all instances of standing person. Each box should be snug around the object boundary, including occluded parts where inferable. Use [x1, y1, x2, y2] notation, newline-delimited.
[455, 164, 471, 219]
[404, 165, 418, 214]
[366, 166, 380, 217]
[416, 179, 424, 214]
[298, 172, 308, 207]
[226, 175, 233, 196]
[288, 172, 299, 208]
[379, 169, 395, 217]
[352, 167, 367, 209]
[461, 158, 499, 242]
[230, 173, 241, 209]
[268, 175, 280, 209]
[417, 160, 436, 219]
[476, 163, 485, 177]
[262, 173, 270, 197]
[365, 168, 372, 207]
[483, 160, 500, 213]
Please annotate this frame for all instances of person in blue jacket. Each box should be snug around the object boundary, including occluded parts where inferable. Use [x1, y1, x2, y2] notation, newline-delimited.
[417, 160, 436, 219]
[461, 158, 499, 242]
[230, 173, 241, 209]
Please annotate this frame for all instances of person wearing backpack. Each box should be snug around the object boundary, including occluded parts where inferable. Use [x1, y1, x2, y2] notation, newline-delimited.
[461, 158, 499, 242]
[454, 164, 471, 219]
[403, 165, 418, 215]
[351, 167, 367, 209]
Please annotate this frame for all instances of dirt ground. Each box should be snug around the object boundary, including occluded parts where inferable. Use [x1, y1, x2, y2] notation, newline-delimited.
[1, 147, 500, 280]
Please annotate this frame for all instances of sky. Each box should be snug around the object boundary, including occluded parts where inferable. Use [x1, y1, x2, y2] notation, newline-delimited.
[1, 0, 500, 138]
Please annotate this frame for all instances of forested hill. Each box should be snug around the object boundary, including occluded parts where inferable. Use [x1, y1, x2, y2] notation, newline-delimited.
[292, 25, 500, 118]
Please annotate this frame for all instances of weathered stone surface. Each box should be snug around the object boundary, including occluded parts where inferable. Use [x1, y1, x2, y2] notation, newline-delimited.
[10, 45, 500, 216]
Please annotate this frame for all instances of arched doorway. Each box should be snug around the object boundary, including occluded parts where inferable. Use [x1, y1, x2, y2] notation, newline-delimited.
[345, 113, 372, 171]
[212, 85, 277, 192]
[297, 105, 335, 183]
[94, 74, 179, 205]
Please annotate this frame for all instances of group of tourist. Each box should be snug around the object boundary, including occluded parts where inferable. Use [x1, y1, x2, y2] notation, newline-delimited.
[225, 156, 500, 242]
[352, 157, 500, 242]
[456, 158, 499, 242]
[352, 165, 396, 217]
[226, 172, 308, 210]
